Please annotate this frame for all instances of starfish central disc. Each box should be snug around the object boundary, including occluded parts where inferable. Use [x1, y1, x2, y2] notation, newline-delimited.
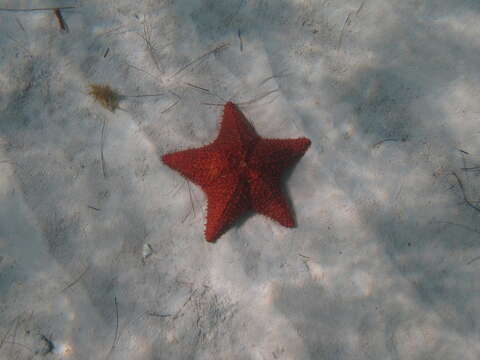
[162, 102, 311, 243]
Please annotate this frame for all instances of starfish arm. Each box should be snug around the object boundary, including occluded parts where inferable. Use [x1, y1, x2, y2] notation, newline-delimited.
[249, 176, 295, 227]
[203, 175, 251, 242]
[250, 137, 311, 176]
[214, 102, 259, 149]
[162, 144, 227, 186]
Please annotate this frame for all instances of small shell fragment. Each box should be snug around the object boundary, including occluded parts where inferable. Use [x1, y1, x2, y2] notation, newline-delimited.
[142, 243, 154, 261]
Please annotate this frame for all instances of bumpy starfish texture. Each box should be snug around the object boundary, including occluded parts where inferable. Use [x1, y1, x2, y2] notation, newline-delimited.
[162, 102, 311, 243]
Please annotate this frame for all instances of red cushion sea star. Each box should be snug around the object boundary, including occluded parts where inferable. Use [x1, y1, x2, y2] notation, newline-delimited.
[162, 102, 311, 243]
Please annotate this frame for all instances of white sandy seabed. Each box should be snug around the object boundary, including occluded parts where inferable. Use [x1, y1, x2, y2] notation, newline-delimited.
[1, 0, 480, 359]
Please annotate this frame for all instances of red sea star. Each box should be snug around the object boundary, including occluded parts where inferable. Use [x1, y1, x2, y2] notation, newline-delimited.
[162, 102, 311, 243]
